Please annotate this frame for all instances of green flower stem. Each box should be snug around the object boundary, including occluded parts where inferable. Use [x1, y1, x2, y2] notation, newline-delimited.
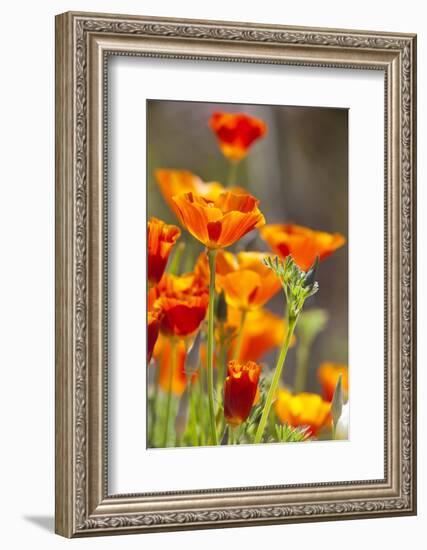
[233, 309, 247, 360]
[216, 321, 225, 402]
[227, 161, 239, 187]
[190, 392, 198, 447]
[254, 316, 298, 444]
[207, 249, 219, 445]
[148, 361, 161, 446]
[197, 367, 205, 446]
[162, 338, 177, 448]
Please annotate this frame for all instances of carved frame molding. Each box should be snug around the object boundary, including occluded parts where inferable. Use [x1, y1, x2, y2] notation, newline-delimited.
[55, 12, 416, 537]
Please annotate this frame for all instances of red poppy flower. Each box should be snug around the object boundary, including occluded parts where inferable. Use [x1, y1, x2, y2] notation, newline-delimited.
[148, 217, 181, 286]
[209, 112, 267, 162]
[155, 273, 208, 337]
[224, 360, 261, 426]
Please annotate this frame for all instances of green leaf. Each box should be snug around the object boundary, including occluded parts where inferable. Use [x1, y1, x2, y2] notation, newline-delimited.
[263, 254, 319, 319]
[273, 424, 311, 443]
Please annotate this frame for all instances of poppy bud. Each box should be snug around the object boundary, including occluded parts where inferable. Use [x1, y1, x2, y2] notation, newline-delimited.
[318, 362, 348, 402]
[303, 255, 319, 288]
[216, 290, 228, 322]
[224, 360, 261, 426]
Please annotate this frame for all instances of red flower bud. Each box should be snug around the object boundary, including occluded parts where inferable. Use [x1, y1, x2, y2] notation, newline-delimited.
[224, 360, 261, 426]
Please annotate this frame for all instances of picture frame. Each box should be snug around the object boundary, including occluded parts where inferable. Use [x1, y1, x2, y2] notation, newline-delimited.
[55, 11, 417, 537]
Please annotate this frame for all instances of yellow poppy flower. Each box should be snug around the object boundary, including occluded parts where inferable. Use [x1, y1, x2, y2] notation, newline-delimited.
[275, 389, 331, 436]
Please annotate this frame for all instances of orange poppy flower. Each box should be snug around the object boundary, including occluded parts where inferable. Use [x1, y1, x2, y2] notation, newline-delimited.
[195, 250, 280, 311]
[194, 249, 235, 288]
[227, 307, 293, 362]
[153, 335, 191, 396]
[196, 307, 290, 367]
[224, 360, 262, 426]
[209, 112, 267, 162]
[318, 362, 349, 402]
[147, 217, 181, 286]
[172, 191, 265, 249]
[260, 223, 346, 271]
[155, 169, 225, 218]
[274, 389, 331, 437]
[219, 251, 281, 311]
[155, 273, 208, 337]
[147, 310, 161, 362]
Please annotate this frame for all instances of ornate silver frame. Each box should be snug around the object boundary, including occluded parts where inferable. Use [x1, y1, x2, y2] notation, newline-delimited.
[55, 11, 417, 537]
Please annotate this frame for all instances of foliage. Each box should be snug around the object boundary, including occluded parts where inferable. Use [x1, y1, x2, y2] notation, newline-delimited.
[273, 424, 311, 443]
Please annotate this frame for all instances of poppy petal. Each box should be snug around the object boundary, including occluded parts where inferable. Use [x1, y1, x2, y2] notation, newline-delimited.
[221, 270, 261, 310]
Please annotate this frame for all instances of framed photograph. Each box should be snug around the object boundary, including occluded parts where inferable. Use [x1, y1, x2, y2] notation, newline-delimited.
[55, 11, 417, 537]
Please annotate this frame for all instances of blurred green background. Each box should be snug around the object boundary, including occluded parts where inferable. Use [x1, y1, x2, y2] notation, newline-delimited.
[147, 100, 348, 394]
